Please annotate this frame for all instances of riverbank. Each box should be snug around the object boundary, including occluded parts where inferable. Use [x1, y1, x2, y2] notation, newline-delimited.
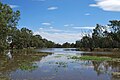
[70, 52, 120, 62]
[1, 48, 53, 56]
[71, 55, 120, 62]
[77, 48, 120, 52]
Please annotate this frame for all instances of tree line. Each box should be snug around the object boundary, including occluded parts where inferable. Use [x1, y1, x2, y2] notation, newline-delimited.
[75, 20, 120, 51]
[0, 2, 55, 51]
[56, 20, 120, 50]
[0, 2, 120, 51]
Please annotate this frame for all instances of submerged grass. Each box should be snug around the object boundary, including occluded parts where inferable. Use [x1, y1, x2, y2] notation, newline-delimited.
[54, 55, 62, 58]
[0, 49, 53, 72]
[112, 72, 120, 78]
[19, 63, 38, 71]
[81, 53, 120, 58]
[54, 54, 65, 58]
[71, 56, 115, 61]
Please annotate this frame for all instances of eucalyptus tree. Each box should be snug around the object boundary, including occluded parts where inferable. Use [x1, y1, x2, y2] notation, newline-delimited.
[0, 2, 20, 51]
[75, 40, 81, 48]
[31, 35, 45, 48]
[62, 42, 71, 48]
[108, 20, 120, 48]
[80, 35, 94, 51]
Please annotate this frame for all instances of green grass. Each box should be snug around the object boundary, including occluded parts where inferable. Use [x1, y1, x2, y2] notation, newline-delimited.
[19, 64, 38, 71]
[71, 56, 113, 61]
[54, 54, 65, 58]
[54, 55, 62, 58]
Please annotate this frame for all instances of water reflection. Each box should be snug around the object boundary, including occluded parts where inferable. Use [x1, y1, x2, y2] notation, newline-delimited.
[6, 50, 12, 59]
[0, 48, 119, 80]
[0, 50, 51, 80]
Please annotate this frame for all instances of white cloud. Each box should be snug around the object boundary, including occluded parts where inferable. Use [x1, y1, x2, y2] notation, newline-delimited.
[64, 24, 74, 27]
[90, 0, 120, 12]
[34, 30, 82, 44]
[39, 28, 43, 30]
[85, 13, 90, 16]
[38, 27, 62, 32]
[64, 24, 69, 27]
[48, 6, 58, 10]
[45, 28, 62, 32]
[34, 27, 83, 44]
[42, 22, 51, 26]
[73, 27, 95, 30]
[50, 27, 53, 29]
[34, 25, 95, 44]
[9, 5, 19, 8]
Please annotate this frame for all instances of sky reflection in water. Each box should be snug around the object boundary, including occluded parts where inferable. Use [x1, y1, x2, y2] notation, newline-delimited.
[0, 48, 119, 80]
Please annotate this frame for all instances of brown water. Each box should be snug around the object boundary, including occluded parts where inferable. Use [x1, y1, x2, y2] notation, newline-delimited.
[0, 48, 120, 80]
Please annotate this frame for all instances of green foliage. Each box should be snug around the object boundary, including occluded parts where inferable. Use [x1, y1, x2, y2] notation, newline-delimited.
[61, 42, 75, 48]
[78, 20, 120, 50]
[62, 42, 71, 48]
[19, 63, 38, 71]
[0, 2, 20, 51]
[0, 2, 56, 51]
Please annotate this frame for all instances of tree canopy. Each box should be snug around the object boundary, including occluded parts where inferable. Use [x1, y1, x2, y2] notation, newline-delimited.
[0, 2, 56, 51]
[76, 20, 120, 51]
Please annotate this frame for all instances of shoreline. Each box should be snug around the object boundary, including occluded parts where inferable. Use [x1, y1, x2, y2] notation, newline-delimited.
[77, 48, 120, 52]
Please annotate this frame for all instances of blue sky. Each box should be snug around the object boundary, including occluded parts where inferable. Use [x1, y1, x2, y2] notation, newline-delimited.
[2, 0, 120, 44]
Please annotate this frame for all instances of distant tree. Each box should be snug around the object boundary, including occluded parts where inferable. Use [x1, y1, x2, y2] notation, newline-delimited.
[108, 20, 120, 48]
[92, 24, 104, 48]
[54, 43, 62, 48]
[45, 41, 55, 48]
[75, 40, 81, 48]
[80, 35, 94, 51]
[78, 20, 120, 49]
[70, 43, 75, 48]
[62, 42, 71, 48]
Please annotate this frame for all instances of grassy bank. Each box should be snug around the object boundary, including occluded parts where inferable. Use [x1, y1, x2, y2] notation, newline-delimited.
[81, 53, 120, 58]
[1, 49, 52, 57]
[77, 48, 120, 52]
[71, 56, 120, 62]
[71, 56, 113, 61]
